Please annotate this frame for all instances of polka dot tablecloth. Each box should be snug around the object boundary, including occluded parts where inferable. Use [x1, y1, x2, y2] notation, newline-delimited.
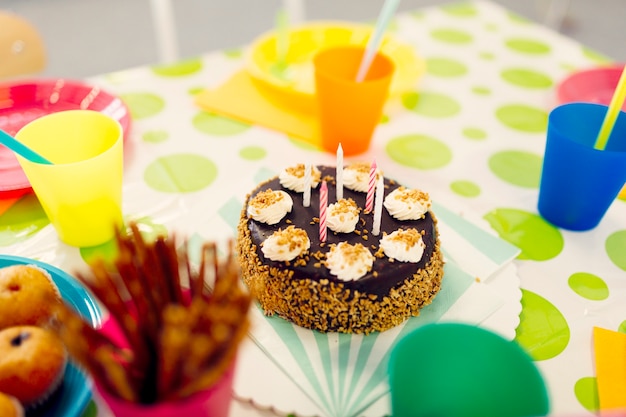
[1, 1, 625, 416]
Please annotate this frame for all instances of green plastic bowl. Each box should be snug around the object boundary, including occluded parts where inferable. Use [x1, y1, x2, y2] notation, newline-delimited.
[388, 322, 550, 417]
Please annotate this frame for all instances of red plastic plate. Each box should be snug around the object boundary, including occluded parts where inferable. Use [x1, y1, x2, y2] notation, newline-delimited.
[557, 65, 626, 110]
[0, 79, 132, 198]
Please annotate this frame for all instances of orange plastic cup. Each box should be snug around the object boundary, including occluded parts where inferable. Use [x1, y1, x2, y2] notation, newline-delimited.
[313, 45, 394, 156]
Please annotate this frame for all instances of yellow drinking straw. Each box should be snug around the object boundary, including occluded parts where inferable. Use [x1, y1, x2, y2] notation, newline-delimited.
[594, 64, 626, 150]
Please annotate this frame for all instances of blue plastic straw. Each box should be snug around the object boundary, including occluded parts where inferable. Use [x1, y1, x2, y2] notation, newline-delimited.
[355, 0, 401, 82]
[0, 129, 53, 164]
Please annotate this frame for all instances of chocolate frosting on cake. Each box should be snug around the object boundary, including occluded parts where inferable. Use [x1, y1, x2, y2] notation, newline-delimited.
[246, 166, 437, 297]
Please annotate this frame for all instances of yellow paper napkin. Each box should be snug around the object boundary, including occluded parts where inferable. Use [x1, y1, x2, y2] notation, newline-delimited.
[593, 326, 626, 413]
[194, 70, 321, 146]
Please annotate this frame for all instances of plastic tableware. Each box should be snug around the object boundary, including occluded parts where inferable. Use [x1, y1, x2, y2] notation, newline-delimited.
[15, 110, 124, 247]
[0, 254, 102, 417]
[537, 102, 626, 231]
[0, 79, 132, 199]
[0, 128, 52, 164]
[557, 65, 626, 111]
[388, 322, 549, 417]
[245, 21, 424, 113]
[314, 45, 394, 156]
[95, 312, 237, 417]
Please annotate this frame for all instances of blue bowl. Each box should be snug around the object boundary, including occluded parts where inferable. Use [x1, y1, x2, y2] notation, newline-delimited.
[0, 255, 102, 417]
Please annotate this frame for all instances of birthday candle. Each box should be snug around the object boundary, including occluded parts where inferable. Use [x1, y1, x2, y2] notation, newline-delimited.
[303, 162, 311, 207]
[365, 159, 377, 213]
[336, 144, 344, 201]
[372, 175, 384, 236]
[319, 180, 328, 242]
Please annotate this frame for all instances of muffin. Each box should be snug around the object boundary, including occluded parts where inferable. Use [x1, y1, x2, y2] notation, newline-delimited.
[0, 265, 61, 329]
[0, 392, 24, 417]
[0, 326, 67, 409]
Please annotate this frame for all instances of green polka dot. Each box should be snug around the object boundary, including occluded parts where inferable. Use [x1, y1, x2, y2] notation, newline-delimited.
[239, 145, 267, 160]
[152, 58, 202, 76]
[479, 51, 495, 60]
[79, 217, 167, 265]
[143, 130, 169, 143]
[386, 134, 452, 170]
[574, 377, 599, 412]
[515, 289, 570, 360]
[381, 113, 390, 124]
[582, 47, 611, 64]
[426, 57, 467, 77]
[402, 91, 461, 118]
[462, 127, 487, 140]
[484, 23, 498, 32]
[441, 3, 477, 16]
[472, 86, 491, 95]
[450, 180, 480, 197]
[488, 150, 542, 188]
[144, 154, 218, 193]
[568, 272, 609, 300]
[0, 195, 49, 246]
[606, 230, 626, 271]
[192, 112, 250, 136]
[483, 208, 564, 261]
[507, 12, 531, 24]
[618, 321, 626, 334]
[496, 104, 548, 133]
[501, 68, 553, 89]
[120, 92, 165, 119]
[505, 38, 551, 55]
[431, 28, 473, 44]
[188, 86, 205, 95]
[224, 48, 243, 58]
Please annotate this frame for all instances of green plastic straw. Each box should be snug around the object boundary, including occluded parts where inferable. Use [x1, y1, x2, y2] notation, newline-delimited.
[594, 64, 626, 150]
[355, 0, 401, 82]
[0, 129, 52, 164]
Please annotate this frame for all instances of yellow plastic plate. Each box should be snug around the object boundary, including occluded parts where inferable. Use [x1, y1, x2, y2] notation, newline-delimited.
[245, 21, 425, 113]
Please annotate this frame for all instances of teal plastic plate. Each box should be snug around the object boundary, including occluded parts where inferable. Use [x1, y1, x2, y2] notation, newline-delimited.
[0, 255, 101, 417]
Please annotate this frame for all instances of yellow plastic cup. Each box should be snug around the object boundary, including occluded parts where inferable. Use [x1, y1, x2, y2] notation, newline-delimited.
[313, 45, 395, 156]
[15, 110, 123, 247]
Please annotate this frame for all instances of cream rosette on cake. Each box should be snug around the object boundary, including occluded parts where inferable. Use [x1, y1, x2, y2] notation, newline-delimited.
[261, 226, 310, 262]
[342, 162, 383, 192]
[247, 189, 293, 225]
[327, 198, 360, 233]
[325, 242, 375, 281]
[279, 164, 322, 192]
[380, 228, 426, 263]
[383, 186, 431, 220]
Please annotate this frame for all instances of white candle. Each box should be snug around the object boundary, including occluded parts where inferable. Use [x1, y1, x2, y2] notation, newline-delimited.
[303, 162, 311, 207]
[372, 175, 384, 236]
[336, 143, 343, 201]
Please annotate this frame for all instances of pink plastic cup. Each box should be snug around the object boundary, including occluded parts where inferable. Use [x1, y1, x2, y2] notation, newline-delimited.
[96, 363, 236, 417]
[95, 316, 236, 416]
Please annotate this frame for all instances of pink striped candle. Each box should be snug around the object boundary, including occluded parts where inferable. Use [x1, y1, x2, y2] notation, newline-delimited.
[319, 180, 328, 242]
[365, 159, 377, 213]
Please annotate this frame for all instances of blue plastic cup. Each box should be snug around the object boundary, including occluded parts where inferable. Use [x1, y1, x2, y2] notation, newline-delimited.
[537, 102, 626, 231]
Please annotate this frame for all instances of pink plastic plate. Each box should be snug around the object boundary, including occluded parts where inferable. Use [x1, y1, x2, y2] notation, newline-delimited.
[557, 65, 626, 110]
[0, 79, 132, 198]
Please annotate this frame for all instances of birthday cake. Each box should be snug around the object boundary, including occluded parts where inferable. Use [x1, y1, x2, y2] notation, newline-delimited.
[236, 163, 444, 334]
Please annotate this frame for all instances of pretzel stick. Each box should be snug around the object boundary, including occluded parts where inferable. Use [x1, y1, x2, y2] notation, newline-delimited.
[54, 221, 251, 404]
